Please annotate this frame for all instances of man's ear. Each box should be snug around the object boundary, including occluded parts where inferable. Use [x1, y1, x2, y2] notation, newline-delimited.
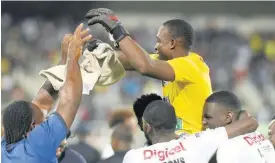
[225, 111, 234, 124]
[146, 123, 152, 133]
[169, 39, 176, 50]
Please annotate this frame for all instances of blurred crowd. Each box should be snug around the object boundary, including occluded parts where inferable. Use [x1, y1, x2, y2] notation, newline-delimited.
[1, 12, 275, 162]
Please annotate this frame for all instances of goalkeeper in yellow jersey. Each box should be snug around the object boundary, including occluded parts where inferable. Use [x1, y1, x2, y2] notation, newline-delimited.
[85, 8, 212, 134]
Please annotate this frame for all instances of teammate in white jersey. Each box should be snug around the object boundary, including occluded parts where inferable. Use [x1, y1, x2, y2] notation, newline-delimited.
[123, 100, 258, 163]
[202, 91, 275, 163]
[133, 93, 184, 147]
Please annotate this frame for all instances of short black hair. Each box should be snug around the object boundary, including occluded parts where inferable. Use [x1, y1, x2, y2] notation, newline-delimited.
[206, 91, 242, 112]
[133, 93, 162, 120]
[133, 94, 162, 130]
[143, 100, 177, 132]
[163, 19, 194, 50]
[3, 100, 34, 144]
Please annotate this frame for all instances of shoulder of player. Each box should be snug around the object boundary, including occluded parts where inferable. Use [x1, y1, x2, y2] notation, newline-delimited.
[169, 52, 201, 61]
[123, 149, 144, 163]
[232, 131, 264, 141]
[65, 148, 87, 163]
[220, 131, 264, 148]
[140, 140, 180, 151]
[198, 127, 226, 136]
[166, 53, 207, 72]
[124, 148, 139, 157]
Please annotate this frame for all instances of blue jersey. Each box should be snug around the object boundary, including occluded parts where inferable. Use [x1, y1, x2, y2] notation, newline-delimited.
[1, 112, 67, 163]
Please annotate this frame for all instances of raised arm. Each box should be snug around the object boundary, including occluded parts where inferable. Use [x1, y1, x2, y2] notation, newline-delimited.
[85, 8, 175, 81]
[116, 50, 135, 71]
[55, 23, 92, 128]
[32, 31, 90, 123]
[118, 37, 175, 81]
[225, 111, 258, 138]
[31, 34, 73, 123]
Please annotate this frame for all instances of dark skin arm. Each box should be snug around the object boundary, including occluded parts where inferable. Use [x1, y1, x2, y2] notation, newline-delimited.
[225, 111, 258, 138]
[118, 36, 175, 81]
[31, 81, 58, 124]
[31, 34, 73, 123]
[56, 23, 92, 128]
[117, 50, 135, 71]
[32, 31, 89, 124]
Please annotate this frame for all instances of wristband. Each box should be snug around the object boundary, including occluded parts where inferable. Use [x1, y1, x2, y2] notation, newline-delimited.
[110, 24, 129, 47]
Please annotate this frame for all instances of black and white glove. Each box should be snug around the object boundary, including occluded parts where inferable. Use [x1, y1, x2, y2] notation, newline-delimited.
[85, 8, 129, 47]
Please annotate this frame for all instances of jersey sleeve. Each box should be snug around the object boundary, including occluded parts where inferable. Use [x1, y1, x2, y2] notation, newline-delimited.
[123, 150, 140, 163]
[216, 143, 237, 163]
[167, 57, 197, 83]
[27, 112, 68, 160]
[186, 127, 229, 162]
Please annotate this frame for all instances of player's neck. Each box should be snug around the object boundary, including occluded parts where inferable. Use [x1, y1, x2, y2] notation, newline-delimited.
[151, 133, 175, 145]
[172, 48, 189, 58]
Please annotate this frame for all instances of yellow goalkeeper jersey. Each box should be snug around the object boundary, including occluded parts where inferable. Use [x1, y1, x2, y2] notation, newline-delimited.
[150, 53, 212, 134]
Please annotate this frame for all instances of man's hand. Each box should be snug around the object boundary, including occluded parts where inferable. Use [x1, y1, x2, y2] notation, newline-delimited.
[67, 23, 92, 61]
[61, 28, 90, 64]
[61, 34, 73, 64]
[56, 23, 92, 129]
[237, 110, 251, 120]
[85, 8, 129, 47]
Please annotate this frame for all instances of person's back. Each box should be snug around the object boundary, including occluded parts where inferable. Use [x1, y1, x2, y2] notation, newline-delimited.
[100, 151, 128, 163]
[123, 127, 228, 163]
[1, 139, 42, 163]
[69, 124, 101, 162]
[122, 99, 258, 163]
[99, 124, 133, 163]
[217, 131, 275, 163]
[69, 141, 100, 163]
[1, 113, 66, 163]
[59, 147, 87, 163]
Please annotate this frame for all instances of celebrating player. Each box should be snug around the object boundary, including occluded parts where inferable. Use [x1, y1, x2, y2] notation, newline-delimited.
[203, 91, 275, 163]
[85, 8, 212, 134]
[1, 23, 92, 163]
[121, 99, 258, 163]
